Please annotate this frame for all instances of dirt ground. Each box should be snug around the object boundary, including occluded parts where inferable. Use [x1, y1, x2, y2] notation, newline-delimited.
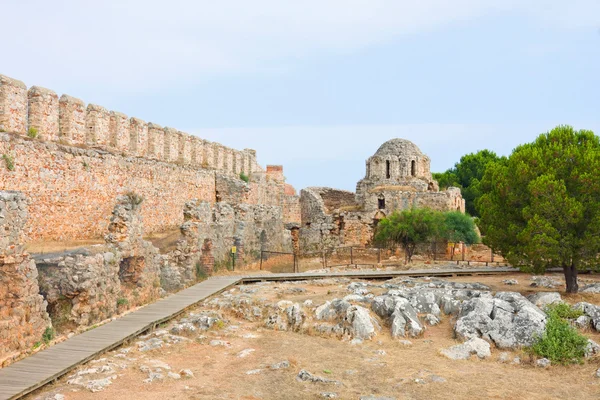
[28, 273, 600, 400]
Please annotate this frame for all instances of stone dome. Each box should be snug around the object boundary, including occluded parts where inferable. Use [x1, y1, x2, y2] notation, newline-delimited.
[374, 138, 424, 158]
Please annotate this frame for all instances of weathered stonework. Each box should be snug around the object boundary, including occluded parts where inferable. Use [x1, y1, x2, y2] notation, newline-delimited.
[130, 117, 148, 157]
[85, 104, 110, 147]
[59, 94, 86, 145]
[36, 249, 120, 330]
[147, 122, 164, 160]
[109, 111, 129, 152]
[0, 132, 217, 241]
[27, 86, 59, 141]
[300, 139, 465, 250]
[0, 75, 27, 134]
[0, 192, 51, 363]
[178, 132, 192, 165]
[164, 127, 179, 163]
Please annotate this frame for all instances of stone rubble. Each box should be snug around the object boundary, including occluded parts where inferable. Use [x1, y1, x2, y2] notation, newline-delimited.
[440, 338, 491, 360]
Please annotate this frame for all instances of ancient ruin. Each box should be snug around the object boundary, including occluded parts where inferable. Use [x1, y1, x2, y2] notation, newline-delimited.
[300, 139, 465, 250]
[0, 73, 301, 363]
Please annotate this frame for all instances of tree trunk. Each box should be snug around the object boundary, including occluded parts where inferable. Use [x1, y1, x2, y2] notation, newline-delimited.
[563, 263, 579, 294]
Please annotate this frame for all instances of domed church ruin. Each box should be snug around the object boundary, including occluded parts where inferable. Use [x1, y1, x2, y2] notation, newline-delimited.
[300, 139, 465, 250]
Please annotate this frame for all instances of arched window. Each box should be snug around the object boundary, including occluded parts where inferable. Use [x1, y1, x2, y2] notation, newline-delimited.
[386, 160, 391, 179]
[411, 160, 416, 177]
[378, 197, 386, 210]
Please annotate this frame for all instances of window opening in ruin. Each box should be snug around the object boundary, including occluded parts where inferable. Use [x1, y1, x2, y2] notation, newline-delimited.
[378, 198, 385, 210]
[411, 160, 416, 177]
[337, 215, 345, 233]
[386, 160, 391, 179]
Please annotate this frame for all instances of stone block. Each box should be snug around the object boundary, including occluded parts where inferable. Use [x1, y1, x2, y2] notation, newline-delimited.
[178, 132, 192, 165]
[109, 111, 129, 153]
[204, 140, 214, 169]
[27, 86, 59, 141]
[148, 122, 164, 160]
[129, 117, 148, 157]
[59, 94, 86, 145]
[234, 151, 243, 175]
[85, 104, 110, 146]
[0, 75, 27, 134]
[190, 137, 204, 167]
[164, 127, 179, 163]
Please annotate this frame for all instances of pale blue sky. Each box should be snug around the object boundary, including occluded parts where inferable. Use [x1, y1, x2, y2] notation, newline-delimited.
[4, 1, 599, 191]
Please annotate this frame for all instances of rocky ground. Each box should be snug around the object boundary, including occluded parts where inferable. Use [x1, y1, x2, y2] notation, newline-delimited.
[29, 273, 600, 400]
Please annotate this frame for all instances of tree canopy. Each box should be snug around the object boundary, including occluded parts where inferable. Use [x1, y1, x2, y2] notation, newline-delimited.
[433, 150, 500, 217]
[374, 208, 479, 263]
[478, 125, 600, 293]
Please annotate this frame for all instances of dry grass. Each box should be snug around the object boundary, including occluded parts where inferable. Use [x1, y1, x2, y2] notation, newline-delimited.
[26, 274, 600, 400]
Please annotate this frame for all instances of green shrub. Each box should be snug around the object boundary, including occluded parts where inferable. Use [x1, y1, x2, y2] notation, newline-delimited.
[42, 327, 55, 345]
[27, 127, 38, 138]
[2, 154, 14, 171]
[531, 304, 588, 364]
[239, 172, 249, 183]
[117, 298, 129, 307]
[547, 303, 584, 320]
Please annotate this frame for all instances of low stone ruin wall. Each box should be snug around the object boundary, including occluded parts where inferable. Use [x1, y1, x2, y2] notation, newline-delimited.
[0, 192, 51, 365]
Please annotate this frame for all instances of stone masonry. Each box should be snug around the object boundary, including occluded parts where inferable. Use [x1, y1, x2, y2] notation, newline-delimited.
[0, 192, 51, 364]
[300, 139, 465, 251]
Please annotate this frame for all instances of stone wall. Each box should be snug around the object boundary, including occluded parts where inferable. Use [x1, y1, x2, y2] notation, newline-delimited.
[0, 192, 51, 364]
[0, 132, 216, 241]
[0, 73, 261, 177]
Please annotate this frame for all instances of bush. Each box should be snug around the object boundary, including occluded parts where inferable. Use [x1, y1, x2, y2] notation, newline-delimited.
[2, 154, 14, 171]
[28, 127, 38, 138]
[239, 172, 249, 183]
[531, 304, 588, 364]
[42, 327, 55, 345]
[547, 303, 584, 320]
[117, 298, 129, 307]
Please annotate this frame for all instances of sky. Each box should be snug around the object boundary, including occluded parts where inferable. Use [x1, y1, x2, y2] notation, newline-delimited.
[3, 0, 599, 191]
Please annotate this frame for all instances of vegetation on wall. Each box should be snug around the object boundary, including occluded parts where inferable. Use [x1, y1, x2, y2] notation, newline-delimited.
[478, 125, 600, 293]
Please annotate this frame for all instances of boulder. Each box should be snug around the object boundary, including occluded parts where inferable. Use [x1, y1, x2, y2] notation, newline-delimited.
[440, 338, 491, 360]
[574, 302, 600, 331]
[585, 339, 600, 358]
[455, 292, 546, 349]
[581, 283, 600, 294]
[527, 292, 562, 308]
[345, 305, 379, 339]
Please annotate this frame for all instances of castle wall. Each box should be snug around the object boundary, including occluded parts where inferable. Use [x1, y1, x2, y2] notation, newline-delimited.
[28, 86, 59, 141]
[0, 132, 216, 242]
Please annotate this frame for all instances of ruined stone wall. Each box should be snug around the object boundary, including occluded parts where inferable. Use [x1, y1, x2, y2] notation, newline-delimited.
[163, 199, 292, 287]
[0, 132, 217, 241]
[0, 192, 51, 364]
[0, 73, 254, 177]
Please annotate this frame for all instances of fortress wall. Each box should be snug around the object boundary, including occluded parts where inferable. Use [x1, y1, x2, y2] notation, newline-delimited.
[0, 132, 216, 242]
[27, 86, 59, 141]
[0, 74, 261, 177]
[0, 75, 27, 134]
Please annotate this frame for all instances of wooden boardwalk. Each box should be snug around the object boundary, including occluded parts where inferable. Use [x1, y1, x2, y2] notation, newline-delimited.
[0, 267, 515, 400]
